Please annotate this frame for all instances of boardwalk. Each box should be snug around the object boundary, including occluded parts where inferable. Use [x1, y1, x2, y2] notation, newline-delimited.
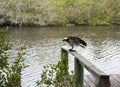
[84, 74, 120, 87]
[61, 46, 120, 87]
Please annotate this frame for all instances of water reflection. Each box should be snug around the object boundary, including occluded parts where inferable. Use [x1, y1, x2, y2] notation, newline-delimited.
[7, 26, 120, 87]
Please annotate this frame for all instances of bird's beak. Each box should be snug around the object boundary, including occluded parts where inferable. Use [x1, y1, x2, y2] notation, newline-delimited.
[63, 38, 67, 41]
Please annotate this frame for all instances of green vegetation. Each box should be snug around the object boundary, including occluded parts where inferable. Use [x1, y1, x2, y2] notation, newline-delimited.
[0, 29, 26, 87]
[0, 0, 120, 26]
[36, 52, 74, 87]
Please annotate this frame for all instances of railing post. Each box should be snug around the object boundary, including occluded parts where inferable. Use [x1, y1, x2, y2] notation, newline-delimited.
[74, 58, 84, 87]
[96, 76, 111, 87]
[61, 48, 68, 74]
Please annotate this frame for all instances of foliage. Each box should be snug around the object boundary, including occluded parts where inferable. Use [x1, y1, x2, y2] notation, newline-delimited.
[36, 52, 74, 87]
[0, 0, 120, 26]
[0, 29, 26, 87]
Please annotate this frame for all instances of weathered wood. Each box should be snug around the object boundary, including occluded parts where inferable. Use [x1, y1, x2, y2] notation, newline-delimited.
[84, 75, 120, 87]
[110, 75, 118, 87]
[84, 75, 95, 87]
[87, 75, 96, 84]
[61, 46, 111, 87]
[112, 75, 120, 83]
[62, 46, 106, 78]
[110, 75, 120, 86]
[116, 74, 120, 79]
[95, 75, 111, 87]
[74, 58, 84, 87]
[61, 48, 68, 74]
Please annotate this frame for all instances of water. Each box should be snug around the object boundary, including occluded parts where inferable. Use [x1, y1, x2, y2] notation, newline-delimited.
[7, 26, 120, 87]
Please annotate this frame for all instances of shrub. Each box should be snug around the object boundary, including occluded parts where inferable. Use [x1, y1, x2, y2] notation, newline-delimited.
[0, 29, 26, 87]
[0, 0, 120, 26]
[36, 53, 74, 87]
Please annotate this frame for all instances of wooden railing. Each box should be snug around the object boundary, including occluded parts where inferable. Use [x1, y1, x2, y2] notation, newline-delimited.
[61, 46, 111, 87]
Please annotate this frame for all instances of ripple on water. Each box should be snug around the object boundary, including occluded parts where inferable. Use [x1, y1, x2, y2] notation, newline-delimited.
[8, 27, 120, 87]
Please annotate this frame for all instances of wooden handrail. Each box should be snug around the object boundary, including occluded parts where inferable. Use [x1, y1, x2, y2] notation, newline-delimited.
[61, 46, 111, 87]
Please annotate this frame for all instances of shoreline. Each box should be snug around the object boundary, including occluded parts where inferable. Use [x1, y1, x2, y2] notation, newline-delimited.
[0, 23, 120, 28]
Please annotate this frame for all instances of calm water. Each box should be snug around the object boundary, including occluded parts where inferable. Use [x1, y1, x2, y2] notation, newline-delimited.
[7, 26, 120, 87]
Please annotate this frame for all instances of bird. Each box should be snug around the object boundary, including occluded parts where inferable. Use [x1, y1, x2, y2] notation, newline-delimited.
[63, 35, 87, 51]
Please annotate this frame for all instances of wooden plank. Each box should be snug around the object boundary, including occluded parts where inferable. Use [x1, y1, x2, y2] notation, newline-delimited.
[84, 76, 89, 87]
[84, 75, 120, 87]
[71, 52, 105, 78]
[85, 75, 95, 87]
[61, 48, 68, 74]
[95, 76, 111, 87]
[110, 75, 120, 87]
[116, 74, 120, 79]
[74, 58, 84, 87]
[62, 46, 107, 78]
[62, 46, 111, 87]
[87, 75, 96, 85]
[61, 46, 120, 87]
[112, 75, 120, 83]
[110, 75, 120, 85]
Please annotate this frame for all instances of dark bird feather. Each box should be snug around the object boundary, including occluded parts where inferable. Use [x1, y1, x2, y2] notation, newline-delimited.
[63, 35, 87, 51]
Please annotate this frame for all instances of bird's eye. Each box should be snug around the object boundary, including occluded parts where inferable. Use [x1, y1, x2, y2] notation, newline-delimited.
[67, 39, 69, 41]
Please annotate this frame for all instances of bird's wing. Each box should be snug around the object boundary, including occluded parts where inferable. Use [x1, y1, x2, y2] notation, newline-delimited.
[68, 35, 87, 46]
[78, 38, 87, 46]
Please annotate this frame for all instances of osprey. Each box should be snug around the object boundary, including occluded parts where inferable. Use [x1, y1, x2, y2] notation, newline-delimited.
[63, 35, 87, 51]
